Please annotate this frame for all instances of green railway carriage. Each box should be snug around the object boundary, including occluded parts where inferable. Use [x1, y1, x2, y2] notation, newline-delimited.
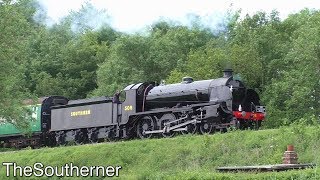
[0, 104, 42, 148]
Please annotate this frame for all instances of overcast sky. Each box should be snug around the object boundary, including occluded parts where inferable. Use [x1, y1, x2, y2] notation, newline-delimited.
[38, 0, 320, 32]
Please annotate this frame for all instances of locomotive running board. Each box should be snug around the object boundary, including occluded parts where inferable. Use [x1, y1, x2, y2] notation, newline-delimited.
[144, 119, 200, 135]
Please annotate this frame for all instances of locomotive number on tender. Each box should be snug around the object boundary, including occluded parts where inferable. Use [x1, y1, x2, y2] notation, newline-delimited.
[124, 105, 133, 111]
[71, 110, 91, 117]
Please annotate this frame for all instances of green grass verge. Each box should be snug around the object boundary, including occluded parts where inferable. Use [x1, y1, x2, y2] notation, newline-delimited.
[0, 148, 13, 152]
[0, 124, 319, 179]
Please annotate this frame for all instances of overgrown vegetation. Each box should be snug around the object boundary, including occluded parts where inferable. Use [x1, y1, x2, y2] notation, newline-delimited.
[0, 0, 319, 127]
[0, 124, 319, 179]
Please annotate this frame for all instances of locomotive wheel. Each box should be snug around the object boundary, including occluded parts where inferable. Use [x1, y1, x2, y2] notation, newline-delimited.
[239, 119, 247, 130]
[160, 113, 177, 138]
[181, 123, 198, 135]
[251, 121, 262, 130]
[88, 128, 99, 143]
[74, 130, 88, 145]
[75, 132, 82, 145]
[56, 131, 66, 146]
[3, 142, 10, 148]
[105, 128, 116, 141]
[136, 116, 155, 139]
[199, 122, 213, 134]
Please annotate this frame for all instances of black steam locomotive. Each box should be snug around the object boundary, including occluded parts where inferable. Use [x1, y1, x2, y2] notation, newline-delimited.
[1, 69, 266, 147]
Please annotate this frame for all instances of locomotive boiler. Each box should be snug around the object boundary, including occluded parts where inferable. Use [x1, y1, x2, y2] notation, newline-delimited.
[144, 69, 245, 111]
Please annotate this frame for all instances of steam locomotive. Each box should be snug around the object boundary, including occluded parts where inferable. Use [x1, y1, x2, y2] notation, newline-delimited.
[0, 69, 265, 148]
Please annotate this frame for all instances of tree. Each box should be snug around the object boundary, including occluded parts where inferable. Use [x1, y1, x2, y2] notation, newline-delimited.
[93, 23, 216, 96]
[0, 0, 37, 126]
[25, 5, 118, 99]
[93, 35, 150, 96]
[166, 39, 227, 83]
[262, 10, 320, 126]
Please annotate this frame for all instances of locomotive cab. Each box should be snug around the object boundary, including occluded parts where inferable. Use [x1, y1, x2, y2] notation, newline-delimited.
[120, 82, 155, 124]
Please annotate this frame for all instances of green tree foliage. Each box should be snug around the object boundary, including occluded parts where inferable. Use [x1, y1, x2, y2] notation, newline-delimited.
[149, 24, 214, 78]
[227, 11, 288, 89]
[166, 12, 284, 87]
[166, 39, 227, 83]
[262, 10, 320, 127]
[25, 24, 74, 97]
[93, 35, 151, 96]
[25, 4, 119, 99]
[59, 31, 107, 99]
[0, 0, 37, 126]
[93, 23, 215, 96]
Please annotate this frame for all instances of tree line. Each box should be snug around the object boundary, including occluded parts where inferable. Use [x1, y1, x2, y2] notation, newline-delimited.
[1, 0, 319, 128]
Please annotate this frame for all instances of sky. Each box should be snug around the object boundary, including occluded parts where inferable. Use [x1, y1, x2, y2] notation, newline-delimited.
[38, 0, 320, 33]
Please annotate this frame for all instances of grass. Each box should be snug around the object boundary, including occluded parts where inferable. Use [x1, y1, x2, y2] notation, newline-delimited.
[0, 123, 319, 179]
[0, 148, 13, 152]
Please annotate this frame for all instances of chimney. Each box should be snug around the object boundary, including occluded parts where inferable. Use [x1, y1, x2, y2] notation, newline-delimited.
[181, 77, 193, 84]
[282, 145, 298, 164]
[223, 69, 233, 78]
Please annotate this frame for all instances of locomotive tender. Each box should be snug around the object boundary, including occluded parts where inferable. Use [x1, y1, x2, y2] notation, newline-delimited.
[0, 69, 265, 148]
